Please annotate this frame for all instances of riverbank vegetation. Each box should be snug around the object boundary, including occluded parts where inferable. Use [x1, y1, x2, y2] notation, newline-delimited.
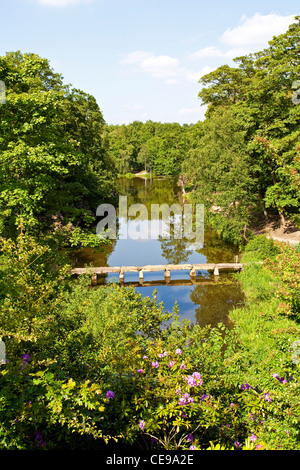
[0, 18, 300, 451]
[0, 229, 299, 450]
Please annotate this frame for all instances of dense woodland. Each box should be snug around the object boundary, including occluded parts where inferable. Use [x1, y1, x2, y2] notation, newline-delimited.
[104, 16, 300, 243]
[103, 120, 202, 177]
[0, 17, 300, 451]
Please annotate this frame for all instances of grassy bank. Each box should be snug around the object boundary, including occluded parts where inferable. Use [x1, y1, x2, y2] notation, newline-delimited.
[225, 236, 300, 449]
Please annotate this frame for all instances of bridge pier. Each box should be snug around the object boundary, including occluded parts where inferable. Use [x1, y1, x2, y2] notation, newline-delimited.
[190, 268, 196, 278]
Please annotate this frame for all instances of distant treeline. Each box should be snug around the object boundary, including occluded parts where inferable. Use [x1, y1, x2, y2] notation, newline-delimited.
[103, 120, 203, 176]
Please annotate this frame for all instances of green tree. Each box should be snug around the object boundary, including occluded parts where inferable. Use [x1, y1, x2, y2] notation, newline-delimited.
[184, 16, 300, 242]
[105, 120, 194, 177]
[183, 106, 256, 243]
[239, 17, 300, 226]
[0, 51, 116, 240]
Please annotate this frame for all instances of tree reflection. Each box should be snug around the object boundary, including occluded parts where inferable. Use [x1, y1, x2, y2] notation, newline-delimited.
[159, 235, 194, 264]
[116, 176, 180, 216]
[196, 228, 240, 263]
[190, 276, 245, 329]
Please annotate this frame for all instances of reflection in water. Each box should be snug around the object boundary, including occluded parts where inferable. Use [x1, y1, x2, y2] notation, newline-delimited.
[190, 275, 244, 328]
[75, 176, 245, 327]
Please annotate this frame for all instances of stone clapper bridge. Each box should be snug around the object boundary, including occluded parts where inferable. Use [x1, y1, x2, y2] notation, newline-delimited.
[71, 261, 244, 286]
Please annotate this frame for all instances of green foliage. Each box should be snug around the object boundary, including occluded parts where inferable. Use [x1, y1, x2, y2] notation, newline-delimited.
[0, 226, 70, 348]
[0, 365, 107, 449]
[0, 51, 116, 241]
[264, 242, 300, 318]
[120, 337, 248, 450]
[183, 16, 300, 243]
[183, 106, 256, 244]
[1, 38, 300, 451]
[68, 227, 112, 249]
[243, 235, 281, 262]
[104, 120, 201, 177]
[227, 240, 300, 450]
[1, 232, 300, 450]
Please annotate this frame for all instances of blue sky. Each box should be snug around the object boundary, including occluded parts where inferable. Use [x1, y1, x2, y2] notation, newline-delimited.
[0, 0, 298, 124]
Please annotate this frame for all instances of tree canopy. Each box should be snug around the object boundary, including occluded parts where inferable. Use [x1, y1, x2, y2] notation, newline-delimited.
[0, 51, 116, 242]
[183, 16, 300, 243]
[103, 120, 203, 177]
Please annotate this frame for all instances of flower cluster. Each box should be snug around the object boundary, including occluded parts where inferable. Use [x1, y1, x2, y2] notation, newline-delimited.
[241, 382, 256, 391]
[178, 392, 194, 406]
[234, 434, 261, 450]
[263, 392, 272, 403]
[135, 347, 271, 451]
[34, 430, 46, 448]
[51, 214, 75, 235]
[185, 372, 203, 387]
[137, 347, 206, 447]
[158, 351, 168, 358]
[272, 372, 288, 384]
[21, 354, 31, 370]
[241, 382, 272, 402]
[139, 420, 146, 430]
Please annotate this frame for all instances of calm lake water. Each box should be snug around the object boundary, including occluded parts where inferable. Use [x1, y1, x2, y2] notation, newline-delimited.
[75, 176, 245, 328]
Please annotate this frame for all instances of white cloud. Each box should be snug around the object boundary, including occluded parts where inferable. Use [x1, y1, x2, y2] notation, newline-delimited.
[121, 51, 181, 79]
[140, 55, 180, 79]
[35, 0, 92, 7]
[120, 50, 153, 65]
[189, 46, 250, 61]
[185, 65, 214, 82]
[221, 13, 296, 48]
[199, 65, 215, 76]
[120, 50, 210, 84]
[189, 46, 225, 60]
[165, 79, 180, 85]
[190, 13, 296, 63]
[120, 15, 295, 89]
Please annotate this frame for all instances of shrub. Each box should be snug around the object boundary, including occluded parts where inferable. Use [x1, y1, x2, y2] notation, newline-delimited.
[264, 242, 300, 318]
[242, 235, 280, 262]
